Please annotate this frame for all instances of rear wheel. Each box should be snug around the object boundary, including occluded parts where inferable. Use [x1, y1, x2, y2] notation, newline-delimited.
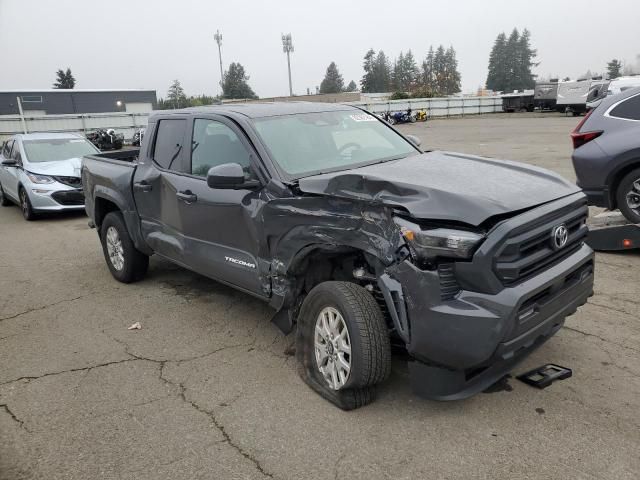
[616, 168, 640, 224]
[296, 281, 391, 410]
[100, 211, 149, 283]
[0, 183, 11, 206]
[19, 188, 36, 221]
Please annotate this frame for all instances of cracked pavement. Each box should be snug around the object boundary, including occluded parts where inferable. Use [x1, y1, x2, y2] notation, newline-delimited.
[1, 114, 639, 479]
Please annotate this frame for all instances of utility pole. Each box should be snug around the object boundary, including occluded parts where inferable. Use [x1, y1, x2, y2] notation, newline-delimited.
[214, 30, 224, 96]
[281, 33, 294, 97]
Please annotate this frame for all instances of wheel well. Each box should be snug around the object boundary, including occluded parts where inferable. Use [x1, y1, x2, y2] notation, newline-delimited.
[94, 197, 120, 229]
[609, 161, 640, 209]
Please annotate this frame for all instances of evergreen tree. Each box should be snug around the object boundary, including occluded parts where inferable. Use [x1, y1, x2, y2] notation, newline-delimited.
[393, 50, 418, 92]
[421, 46, 436, 95]
[319, 62, 344, 94]
[373, 51, 392, 92]
[486, 33, 507, 92]
[53, 68, 76, 89]
[166, 79, 187, 108]
[222, 62, 258, 99]
[607, 59, 622, 79]
[433, 45, 447, 95]
[444, 47, 461, 95]
[345, 80, 358, 92]
[486, 28, 537, 92]
[516, 29, 537, 89]
[360, 48, 376, 93]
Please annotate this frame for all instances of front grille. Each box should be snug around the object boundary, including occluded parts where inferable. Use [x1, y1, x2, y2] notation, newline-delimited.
[494, 201, 589, 285]
[438, 263, 460, 300]
[53, 176, 82, 188]
[52, 190, 84, 206]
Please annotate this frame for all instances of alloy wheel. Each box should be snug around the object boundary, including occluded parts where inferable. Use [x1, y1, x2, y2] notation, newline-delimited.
[626, 178, 640, 212]
[314, 306, 352, 390]
[105, 226, 125, 271]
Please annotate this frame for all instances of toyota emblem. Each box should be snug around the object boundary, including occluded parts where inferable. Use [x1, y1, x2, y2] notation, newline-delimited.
[551, 224, 569, 250]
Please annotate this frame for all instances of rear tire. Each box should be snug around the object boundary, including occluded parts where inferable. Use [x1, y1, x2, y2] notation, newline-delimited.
[296, 281, 391, 410]
[616, 168, 640, 224]
[19, 188, 36, 221]
[100, 211, 149, 283]
[0, 183, 11, 206]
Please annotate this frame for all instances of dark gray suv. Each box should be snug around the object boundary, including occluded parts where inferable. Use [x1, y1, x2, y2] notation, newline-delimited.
[572, 86, 640, 223]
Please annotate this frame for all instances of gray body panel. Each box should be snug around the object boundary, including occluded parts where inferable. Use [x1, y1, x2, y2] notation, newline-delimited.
[82, 103, 594, 400]
[572, 87, 640, 208]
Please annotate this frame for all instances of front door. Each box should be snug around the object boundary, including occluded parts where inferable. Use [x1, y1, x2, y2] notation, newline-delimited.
[176, 115, 266, 296]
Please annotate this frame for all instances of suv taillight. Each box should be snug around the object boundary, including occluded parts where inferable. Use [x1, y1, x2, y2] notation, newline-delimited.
[571, 109, 602, 149]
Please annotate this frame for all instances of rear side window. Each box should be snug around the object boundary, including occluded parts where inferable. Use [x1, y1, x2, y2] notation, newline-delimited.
[153, 119, 187, 171]
[609, 94, 640, 121]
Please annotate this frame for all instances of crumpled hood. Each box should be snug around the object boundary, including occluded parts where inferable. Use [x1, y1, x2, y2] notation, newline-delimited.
[297, 151, 580, 226]
[25, 157, 82, 177]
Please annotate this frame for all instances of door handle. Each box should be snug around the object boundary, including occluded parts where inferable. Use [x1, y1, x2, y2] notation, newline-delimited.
[133, 182, 152, 192]
[176, 190, 197, 203]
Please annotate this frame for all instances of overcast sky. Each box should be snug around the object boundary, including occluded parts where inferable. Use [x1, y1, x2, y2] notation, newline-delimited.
[1, 0, 639, 98]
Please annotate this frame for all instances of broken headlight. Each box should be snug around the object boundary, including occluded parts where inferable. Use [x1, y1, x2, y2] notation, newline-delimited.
[395, 217, 484, 262]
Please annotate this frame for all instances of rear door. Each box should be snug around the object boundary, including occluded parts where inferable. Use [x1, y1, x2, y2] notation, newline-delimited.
[132, 117, 190, 262]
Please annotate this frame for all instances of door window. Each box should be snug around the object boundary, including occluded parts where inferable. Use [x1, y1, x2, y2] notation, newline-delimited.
[2, 140, 13, 158]
[10, 142, 21, 163]
[191, 119, 252, 177]
[152, 119, 187, 171]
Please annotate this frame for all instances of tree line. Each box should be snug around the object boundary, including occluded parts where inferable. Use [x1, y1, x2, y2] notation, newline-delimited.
[357, 46, 461, 97]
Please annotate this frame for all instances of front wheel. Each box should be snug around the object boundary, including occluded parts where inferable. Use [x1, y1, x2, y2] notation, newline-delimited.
[296, 281, 391, 410]
[100, 211, 149, 283]
[19, 188, 36, 221]
[616, 168, 640, 224]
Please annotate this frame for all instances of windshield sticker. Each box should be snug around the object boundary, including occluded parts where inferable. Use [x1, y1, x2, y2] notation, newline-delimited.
[70, 139, 85, 143]
[350, 114, 376, 122]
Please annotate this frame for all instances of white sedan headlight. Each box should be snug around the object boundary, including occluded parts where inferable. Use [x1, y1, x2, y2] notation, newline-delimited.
[26, 172, 55, 184]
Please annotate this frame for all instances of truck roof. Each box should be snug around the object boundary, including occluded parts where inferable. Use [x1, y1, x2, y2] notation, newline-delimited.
[155, 102, 357, 119]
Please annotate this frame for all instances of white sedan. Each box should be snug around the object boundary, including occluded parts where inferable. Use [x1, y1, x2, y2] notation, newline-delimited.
[0, 132, 100, 220]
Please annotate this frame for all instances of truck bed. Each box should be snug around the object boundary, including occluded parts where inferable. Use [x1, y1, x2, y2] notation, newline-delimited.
[86, 148, 140, 164]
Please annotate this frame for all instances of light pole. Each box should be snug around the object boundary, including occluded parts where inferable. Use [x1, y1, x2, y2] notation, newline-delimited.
[214, 30, 224, 96]
[282, 33, 294, 97]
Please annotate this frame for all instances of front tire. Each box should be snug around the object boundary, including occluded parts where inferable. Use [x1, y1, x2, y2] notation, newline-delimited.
[0, 183, 11, 206]
[100, 211, 149, 283]
[616, 168, 640, 224]
[296, 281, 391, 410]
[19, 188, 36, 221]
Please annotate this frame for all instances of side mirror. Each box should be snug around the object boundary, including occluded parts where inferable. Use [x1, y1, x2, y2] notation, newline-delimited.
[406, 134, 422, 147]
[206, 163, 260, 190]
[1, 158, 17, 166]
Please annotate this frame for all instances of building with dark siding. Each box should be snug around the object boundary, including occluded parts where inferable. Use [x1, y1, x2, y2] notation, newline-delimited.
[0, 89, 157, 116]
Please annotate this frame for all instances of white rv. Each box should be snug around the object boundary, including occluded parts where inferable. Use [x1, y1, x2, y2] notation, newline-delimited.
[557, 78, 609, 115]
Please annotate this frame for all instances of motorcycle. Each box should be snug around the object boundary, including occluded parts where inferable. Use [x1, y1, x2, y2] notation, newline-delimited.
[86, 129, 124, 151]
[131, 128, 146, 147]
[388, 108, 415, 125]
[414, 109, 428, 122]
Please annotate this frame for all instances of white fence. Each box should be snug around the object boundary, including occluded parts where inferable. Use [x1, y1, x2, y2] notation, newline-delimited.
[0, 96, 504, 141]
[351, 96, 503, 117]
[0, 112, 148, 142]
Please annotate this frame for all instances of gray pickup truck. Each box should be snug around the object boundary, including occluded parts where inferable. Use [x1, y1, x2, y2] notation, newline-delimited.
[83, 103, 594, 409]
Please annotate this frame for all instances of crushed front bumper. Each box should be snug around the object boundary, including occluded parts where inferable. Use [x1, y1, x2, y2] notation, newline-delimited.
[380, 243, 594, 400]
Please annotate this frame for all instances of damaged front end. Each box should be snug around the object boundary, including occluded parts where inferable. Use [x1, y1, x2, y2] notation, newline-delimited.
[375, 193, 594, 400]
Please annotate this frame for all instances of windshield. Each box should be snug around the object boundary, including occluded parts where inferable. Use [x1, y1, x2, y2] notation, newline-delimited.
[23, 138, 99, 163]
[252, 111, 418, 179]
